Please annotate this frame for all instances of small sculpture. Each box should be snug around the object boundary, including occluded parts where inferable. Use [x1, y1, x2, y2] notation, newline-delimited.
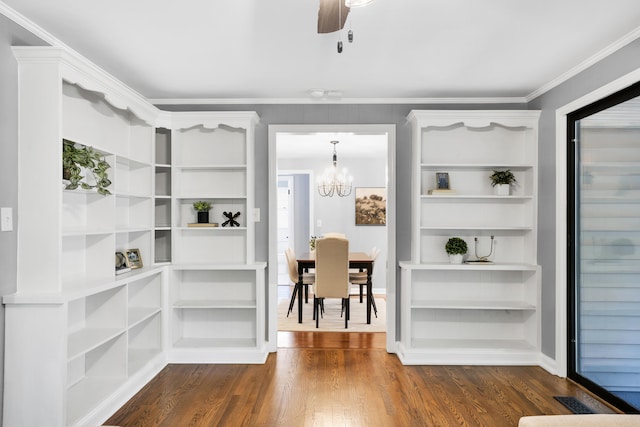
[222, 211, 241, 227]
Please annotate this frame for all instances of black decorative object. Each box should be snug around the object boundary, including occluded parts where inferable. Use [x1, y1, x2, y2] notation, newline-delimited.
[197, 211, 209, 224]
[222, 211, 241, 227]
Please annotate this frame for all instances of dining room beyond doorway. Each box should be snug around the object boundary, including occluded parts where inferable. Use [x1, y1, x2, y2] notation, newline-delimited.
[268, 125, 396, 346]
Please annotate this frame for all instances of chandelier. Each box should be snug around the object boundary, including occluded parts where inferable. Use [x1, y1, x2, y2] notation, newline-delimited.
[317, 141, 353, 197]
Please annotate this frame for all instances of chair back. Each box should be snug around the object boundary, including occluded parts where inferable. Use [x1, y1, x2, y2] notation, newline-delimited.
[284, 247, 299, 284]
[315, 236, 350, 299]
[324, 232, 346, 238]
[369, 247, 380, 271]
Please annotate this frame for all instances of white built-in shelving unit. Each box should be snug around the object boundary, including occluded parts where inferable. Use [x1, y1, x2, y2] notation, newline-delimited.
[4, 47, 264, 427]
[168, 113, 266, 363]
[399, 110, 542, 365]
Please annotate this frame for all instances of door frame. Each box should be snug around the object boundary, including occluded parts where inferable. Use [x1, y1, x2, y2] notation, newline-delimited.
[267, 124, 397, 352]
[555, 66, 640, 377]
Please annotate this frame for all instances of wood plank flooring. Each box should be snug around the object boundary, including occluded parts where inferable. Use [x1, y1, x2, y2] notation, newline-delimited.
[105, 332, 617, 427]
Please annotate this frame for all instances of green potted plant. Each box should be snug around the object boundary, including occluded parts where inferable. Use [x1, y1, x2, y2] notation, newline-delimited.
[62, 139, 112, 195]
[193, 201, 212, 223]
[489, 169, 516, 196]
[309, 236, 317, 253]
[445, 237, 468, 264]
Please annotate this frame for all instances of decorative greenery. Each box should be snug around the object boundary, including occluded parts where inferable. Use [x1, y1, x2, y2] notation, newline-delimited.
[192, 201, 212, 212]
[445, 237, 468, 255]
[63, 139, 112, 195]
[489, 169, 517, 187]
[309, 236, 317, 250]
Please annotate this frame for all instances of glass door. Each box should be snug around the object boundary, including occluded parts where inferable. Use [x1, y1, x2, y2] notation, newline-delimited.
[568, 82, 640, 413]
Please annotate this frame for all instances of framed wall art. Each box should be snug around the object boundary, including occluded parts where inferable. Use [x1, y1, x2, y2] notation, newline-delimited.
[355, 187, 386, 226]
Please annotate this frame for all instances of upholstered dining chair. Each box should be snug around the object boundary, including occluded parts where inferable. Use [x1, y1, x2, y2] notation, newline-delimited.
[349, 246, 380, 317]
[284, 248, 315, 317]
[313, 236, 350, 328]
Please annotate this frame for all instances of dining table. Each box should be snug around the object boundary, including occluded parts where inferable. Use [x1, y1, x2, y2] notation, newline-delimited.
[296, 251, 374, 324]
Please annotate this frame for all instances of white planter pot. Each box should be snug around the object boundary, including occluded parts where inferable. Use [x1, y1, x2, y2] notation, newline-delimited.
[449, 254, 464, 264]
[494, 184, 510, 196]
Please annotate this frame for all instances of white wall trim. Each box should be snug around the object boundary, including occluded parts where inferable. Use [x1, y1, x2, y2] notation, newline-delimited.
[529, 25, 640, 102]
[150, 97, 527, 106]
[555, 65, 640, 378]
[267, 124, 396, 353]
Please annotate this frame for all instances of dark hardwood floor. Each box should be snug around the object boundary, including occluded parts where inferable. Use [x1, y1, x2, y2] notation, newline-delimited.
[105, 332, 618, 427]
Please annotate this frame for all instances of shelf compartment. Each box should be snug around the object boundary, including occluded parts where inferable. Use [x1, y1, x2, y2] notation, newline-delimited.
[420, 168, 534, 197]
[67, 286, 127, 360]
[116, 195, 152, 230]
[173, 125, 247, 166]
[171, 308, 256, 347]
[173, 228, 246, 264]
[128, 313, 162, 376]
[115, 156, 152, 197]
[417, 230, 536, 264]
[62, 233, 115, 290]
[155, 128, 172, 165]
[155, 198, 171, 227]
[62, 82, 129, 155]
[175, 198, 247, 228]
[154, 229, 172, 264]
[127, 117, 154, 164]
[62, 190, 115, 235]
[419, 197, 533, 229]
[410, 269, 538, 309]
[410, 308, 538, 346]
[172, 269, 256, 306]
[174, 168, 246, 198]
[419, 123, 536, 165]
[155, 166, 172, 197]
[128, 272, 162, 327]
[115, 230, 151, 267]
[66, 334, 127, 426]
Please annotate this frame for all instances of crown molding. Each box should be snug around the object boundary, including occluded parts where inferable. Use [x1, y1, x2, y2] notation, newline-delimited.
[526, 25, 640, 102]
[150, 96, 528, 106]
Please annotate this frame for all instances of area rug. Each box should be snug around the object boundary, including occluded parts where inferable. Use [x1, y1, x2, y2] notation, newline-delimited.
[278, 295, 386, 332]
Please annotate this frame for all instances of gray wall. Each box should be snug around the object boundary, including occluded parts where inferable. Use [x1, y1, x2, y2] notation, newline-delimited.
[0, 15, 46, 422]
[529, 37, 640, 356]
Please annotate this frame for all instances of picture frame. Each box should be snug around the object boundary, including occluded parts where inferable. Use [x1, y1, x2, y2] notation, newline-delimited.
[126, 248, 143, 269]
[436, 172, 450, 190]
[355, 187, 386, 226]
[115, 251, 131, 275]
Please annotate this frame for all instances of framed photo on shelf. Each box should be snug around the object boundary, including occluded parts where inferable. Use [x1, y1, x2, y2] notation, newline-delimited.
[115, 251, 131, 275]
[436, 172, 450, 190]
[355, 187, 386, 226]
[126, 248, 143, 269]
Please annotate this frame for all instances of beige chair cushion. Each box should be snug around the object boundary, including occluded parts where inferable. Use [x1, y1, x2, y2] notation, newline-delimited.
[518, 415, 640, 427]
[349, 246, 380, 283]
[315, 237, 349, 299]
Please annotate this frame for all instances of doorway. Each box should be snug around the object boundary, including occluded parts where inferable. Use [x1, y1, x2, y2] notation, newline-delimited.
[268, 124, 396, 352]
[567, 81, 640, 412]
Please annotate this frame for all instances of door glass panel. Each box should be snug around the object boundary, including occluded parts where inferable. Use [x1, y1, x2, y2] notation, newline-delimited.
[576, 96, 640, 411]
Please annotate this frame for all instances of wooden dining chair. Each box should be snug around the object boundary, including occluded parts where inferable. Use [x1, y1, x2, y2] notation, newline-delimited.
[284, 247, 315, 317]
[313, 236, 350, 328]
[349, 246, 379, 317]
[323, 232, 346, 238]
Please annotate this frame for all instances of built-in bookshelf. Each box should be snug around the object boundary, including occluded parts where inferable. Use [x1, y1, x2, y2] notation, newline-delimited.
[399, 110, 542, 365]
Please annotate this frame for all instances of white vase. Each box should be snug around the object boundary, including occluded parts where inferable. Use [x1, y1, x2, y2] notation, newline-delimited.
[494, 184, 510, 196]
[449, 254, 464, 264]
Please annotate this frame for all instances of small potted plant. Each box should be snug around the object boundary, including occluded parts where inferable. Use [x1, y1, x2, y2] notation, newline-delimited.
[489, 169, 516, 196]
[445, 237, 468, 264]
[193, 201, 212, 223]
[62, 139, 112, 195]
[309, 236, 317, 254]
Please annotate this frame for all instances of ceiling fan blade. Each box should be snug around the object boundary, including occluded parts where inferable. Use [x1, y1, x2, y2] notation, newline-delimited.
[318, 0, 350, 34]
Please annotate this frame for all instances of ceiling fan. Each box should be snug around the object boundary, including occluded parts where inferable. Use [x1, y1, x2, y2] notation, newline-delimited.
[317, 0, 374, 34]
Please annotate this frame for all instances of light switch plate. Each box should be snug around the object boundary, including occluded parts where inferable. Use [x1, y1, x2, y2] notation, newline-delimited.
[1, 207, 13, 232]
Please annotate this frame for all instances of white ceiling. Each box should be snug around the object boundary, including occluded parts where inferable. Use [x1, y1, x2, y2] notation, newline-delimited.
[3, 0, 640, 103]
